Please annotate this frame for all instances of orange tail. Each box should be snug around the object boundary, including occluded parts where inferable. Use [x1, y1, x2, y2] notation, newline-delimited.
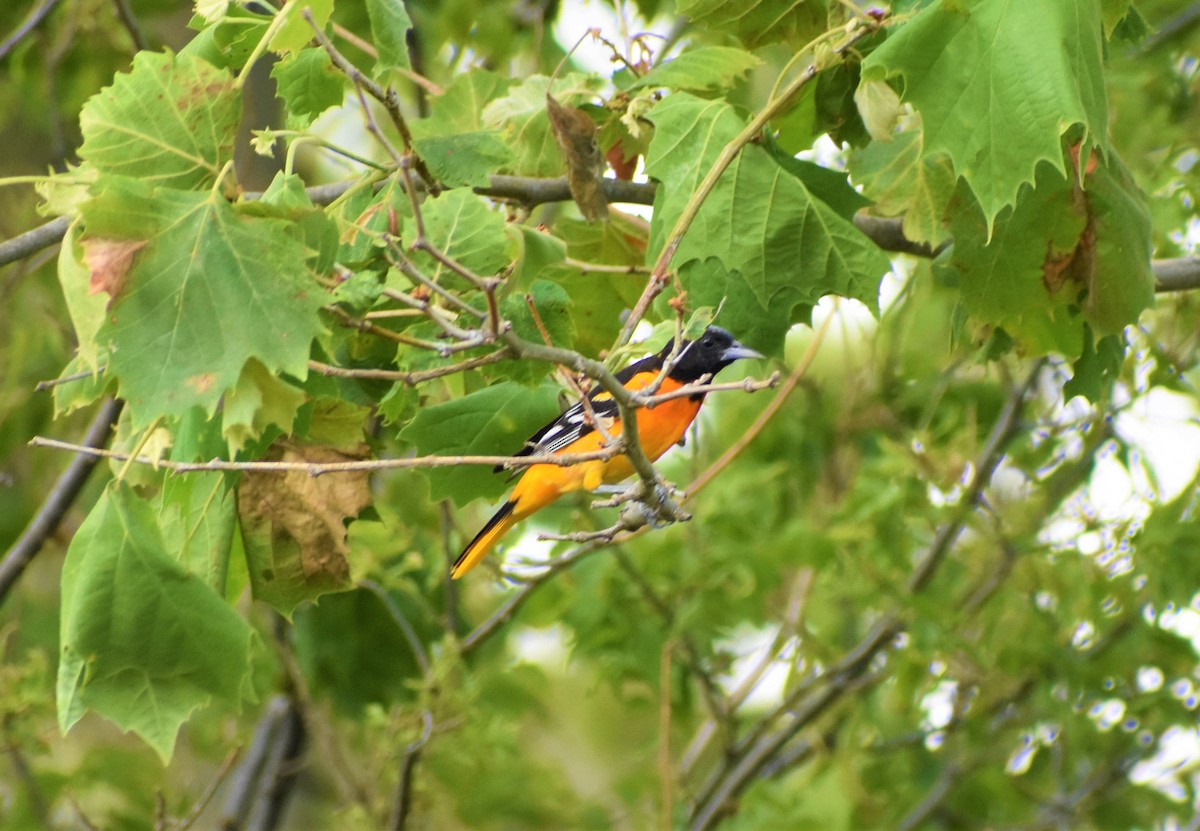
[452, 500, 518, 579]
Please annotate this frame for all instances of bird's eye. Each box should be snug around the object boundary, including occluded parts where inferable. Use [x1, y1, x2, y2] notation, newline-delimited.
[702, 337, 713, 347]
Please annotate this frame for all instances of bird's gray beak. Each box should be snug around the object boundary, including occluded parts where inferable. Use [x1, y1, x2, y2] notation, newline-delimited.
[721, 341, 763, 362]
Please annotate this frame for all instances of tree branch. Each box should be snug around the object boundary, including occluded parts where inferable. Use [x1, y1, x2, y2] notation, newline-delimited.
[0, 398, 122, 607]
[686, 361, 1044, 829]
[7, 180, 1200, 294]
[0, 0, 62, 62]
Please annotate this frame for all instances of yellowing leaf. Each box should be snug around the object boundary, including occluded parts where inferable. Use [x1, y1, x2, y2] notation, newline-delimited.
[222, 358, 307, 455]
[78, 51, 239, 189]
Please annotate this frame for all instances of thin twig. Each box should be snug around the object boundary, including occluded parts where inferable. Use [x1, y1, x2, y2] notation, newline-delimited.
[386, 711, 434, 831]
[687, 362, 1045, 829]
[304, 10, 439, 191]
[0, 0, 62, 62]
[110, 0, 147, 51]
[637, 372, 780, 408]
[28, 435, 625, 473]
[359, 579, 431, 676]
[308, 350, 510, 385]
[460, 538, 617, 652]
[177, 747, 241, 831]
[906, 359, 1044, 593]
[687, 310, 833, 497]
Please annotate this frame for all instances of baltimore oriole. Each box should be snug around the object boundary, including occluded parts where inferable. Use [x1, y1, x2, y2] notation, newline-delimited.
[451, 326, 762, 578]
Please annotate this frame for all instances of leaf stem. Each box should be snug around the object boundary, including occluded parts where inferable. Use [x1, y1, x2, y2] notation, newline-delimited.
[615, 18, 881, 349]
[234, 0, 293, 90]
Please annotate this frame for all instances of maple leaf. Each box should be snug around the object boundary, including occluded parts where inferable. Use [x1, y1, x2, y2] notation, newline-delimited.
[238, 442, 373, 615]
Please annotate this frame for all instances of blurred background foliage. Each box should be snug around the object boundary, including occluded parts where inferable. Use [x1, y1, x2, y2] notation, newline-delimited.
[4, 0, 1200, 829]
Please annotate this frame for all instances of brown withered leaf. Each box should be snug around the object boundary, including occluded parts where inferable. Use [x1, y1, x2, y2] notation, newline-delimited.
[82, 237, 147, 300]
[1043, 144, 1099, 294]
[546, 92, 608, 222]
[238, 442, 373, 615]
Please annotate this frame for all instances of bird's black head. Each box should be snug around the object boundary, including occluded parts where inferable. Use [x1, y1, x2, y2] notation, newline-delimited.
[661, 326, 762, 382]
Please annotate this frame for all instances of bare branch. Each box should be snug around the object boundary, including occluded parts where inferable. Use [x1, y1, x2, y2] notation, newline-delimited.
[0, 215, 70, 269]
[386, 711, 434, 831]
[303, 10, 439, 191]
[0, 0, 62, 62]
[0, 398, 122, 607]
[359, 579, 431, 676]
[28, 435, 626, 473]
[308, 349, 510, 384]
[686, 361, 1045, 829]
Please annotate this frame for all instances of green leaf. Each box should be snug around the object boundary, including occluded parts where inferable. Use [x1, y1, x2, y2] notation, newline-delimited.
[403, 188, 508, 279]
[78, 51, 239, 190]
[269, 0, 333, 54]
[861, 0, 1109, 227]
[482, 73, 604, 176]
[366, 0, 413, 73]
[946, 150, 1153, 356]
[848, 131, 957, 245]
[79, 177, 326, 428]
[675, 0, 829, 48]
[57, 222, 107, 372]
[58, 485, 254, 762]
[629, 46, 762, 92]
[645, 93, 890, 352]
[181, 6, 270, 70]
[499, 279, 576, 383]
[765, 139, 872, 222]
[413, 131, 514, 188]
[271, 48, 345, 126]
[423, 69, 512, 135]
[1080, 151, 1154, 335]
[158, 472, 237, 592]
[945, 166, 1086, 355]
[1063, 330, 1122, 403]
[249, 171, 340, 274]
[400, 381, 560, 504]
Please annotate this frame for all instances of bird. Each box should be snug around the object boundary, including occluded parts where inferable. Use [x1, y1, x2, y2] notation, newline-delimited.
[451, 326, 762, 578]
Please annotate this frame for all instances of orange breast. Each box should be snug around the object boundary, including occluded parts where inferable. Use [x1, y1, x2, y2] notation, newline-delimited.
[507, 382, 702, 519]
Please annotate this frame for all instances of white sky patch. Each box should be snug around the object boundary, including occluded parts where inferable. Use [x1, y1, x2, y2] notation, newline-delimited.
[1130, 725, 1200, 802]
[509, 623, 573, 671]
[1112, 387, 1200, 503]
[714, 624, 794, 711]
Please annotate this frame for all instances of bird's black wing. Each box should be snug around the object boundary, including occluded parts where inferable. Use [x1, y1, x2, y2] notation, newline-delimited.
[494, 352, 664, 472]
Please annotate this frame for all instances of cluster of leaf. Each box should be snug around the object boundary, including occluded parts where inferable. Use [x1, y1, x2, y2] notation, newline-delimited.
[3, 0, 1200, 827]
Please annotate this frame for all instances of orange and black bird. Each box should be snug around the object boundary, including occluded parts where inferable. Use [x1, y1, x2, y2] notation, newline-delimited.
[451, 326, 761, 578]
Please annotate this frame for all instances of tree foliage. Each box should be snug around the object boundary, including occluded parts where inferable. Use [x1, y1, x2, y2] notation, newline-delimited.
[3, 0, 1200, 828]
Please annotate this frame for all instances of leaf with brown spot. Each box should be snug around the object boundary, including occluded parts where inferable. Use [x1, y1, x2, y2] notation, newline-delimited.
[82, 238, 146, 301]
[546, 93, 608, 222]
[238, 442, 373, 616]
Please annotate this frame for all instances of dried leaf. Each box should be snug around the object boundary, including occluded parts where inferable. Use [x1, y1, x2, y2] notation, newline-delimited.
[546, 93, 608, 222]
[238, 442, 372, 614]
[82, 237, 147, 300]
